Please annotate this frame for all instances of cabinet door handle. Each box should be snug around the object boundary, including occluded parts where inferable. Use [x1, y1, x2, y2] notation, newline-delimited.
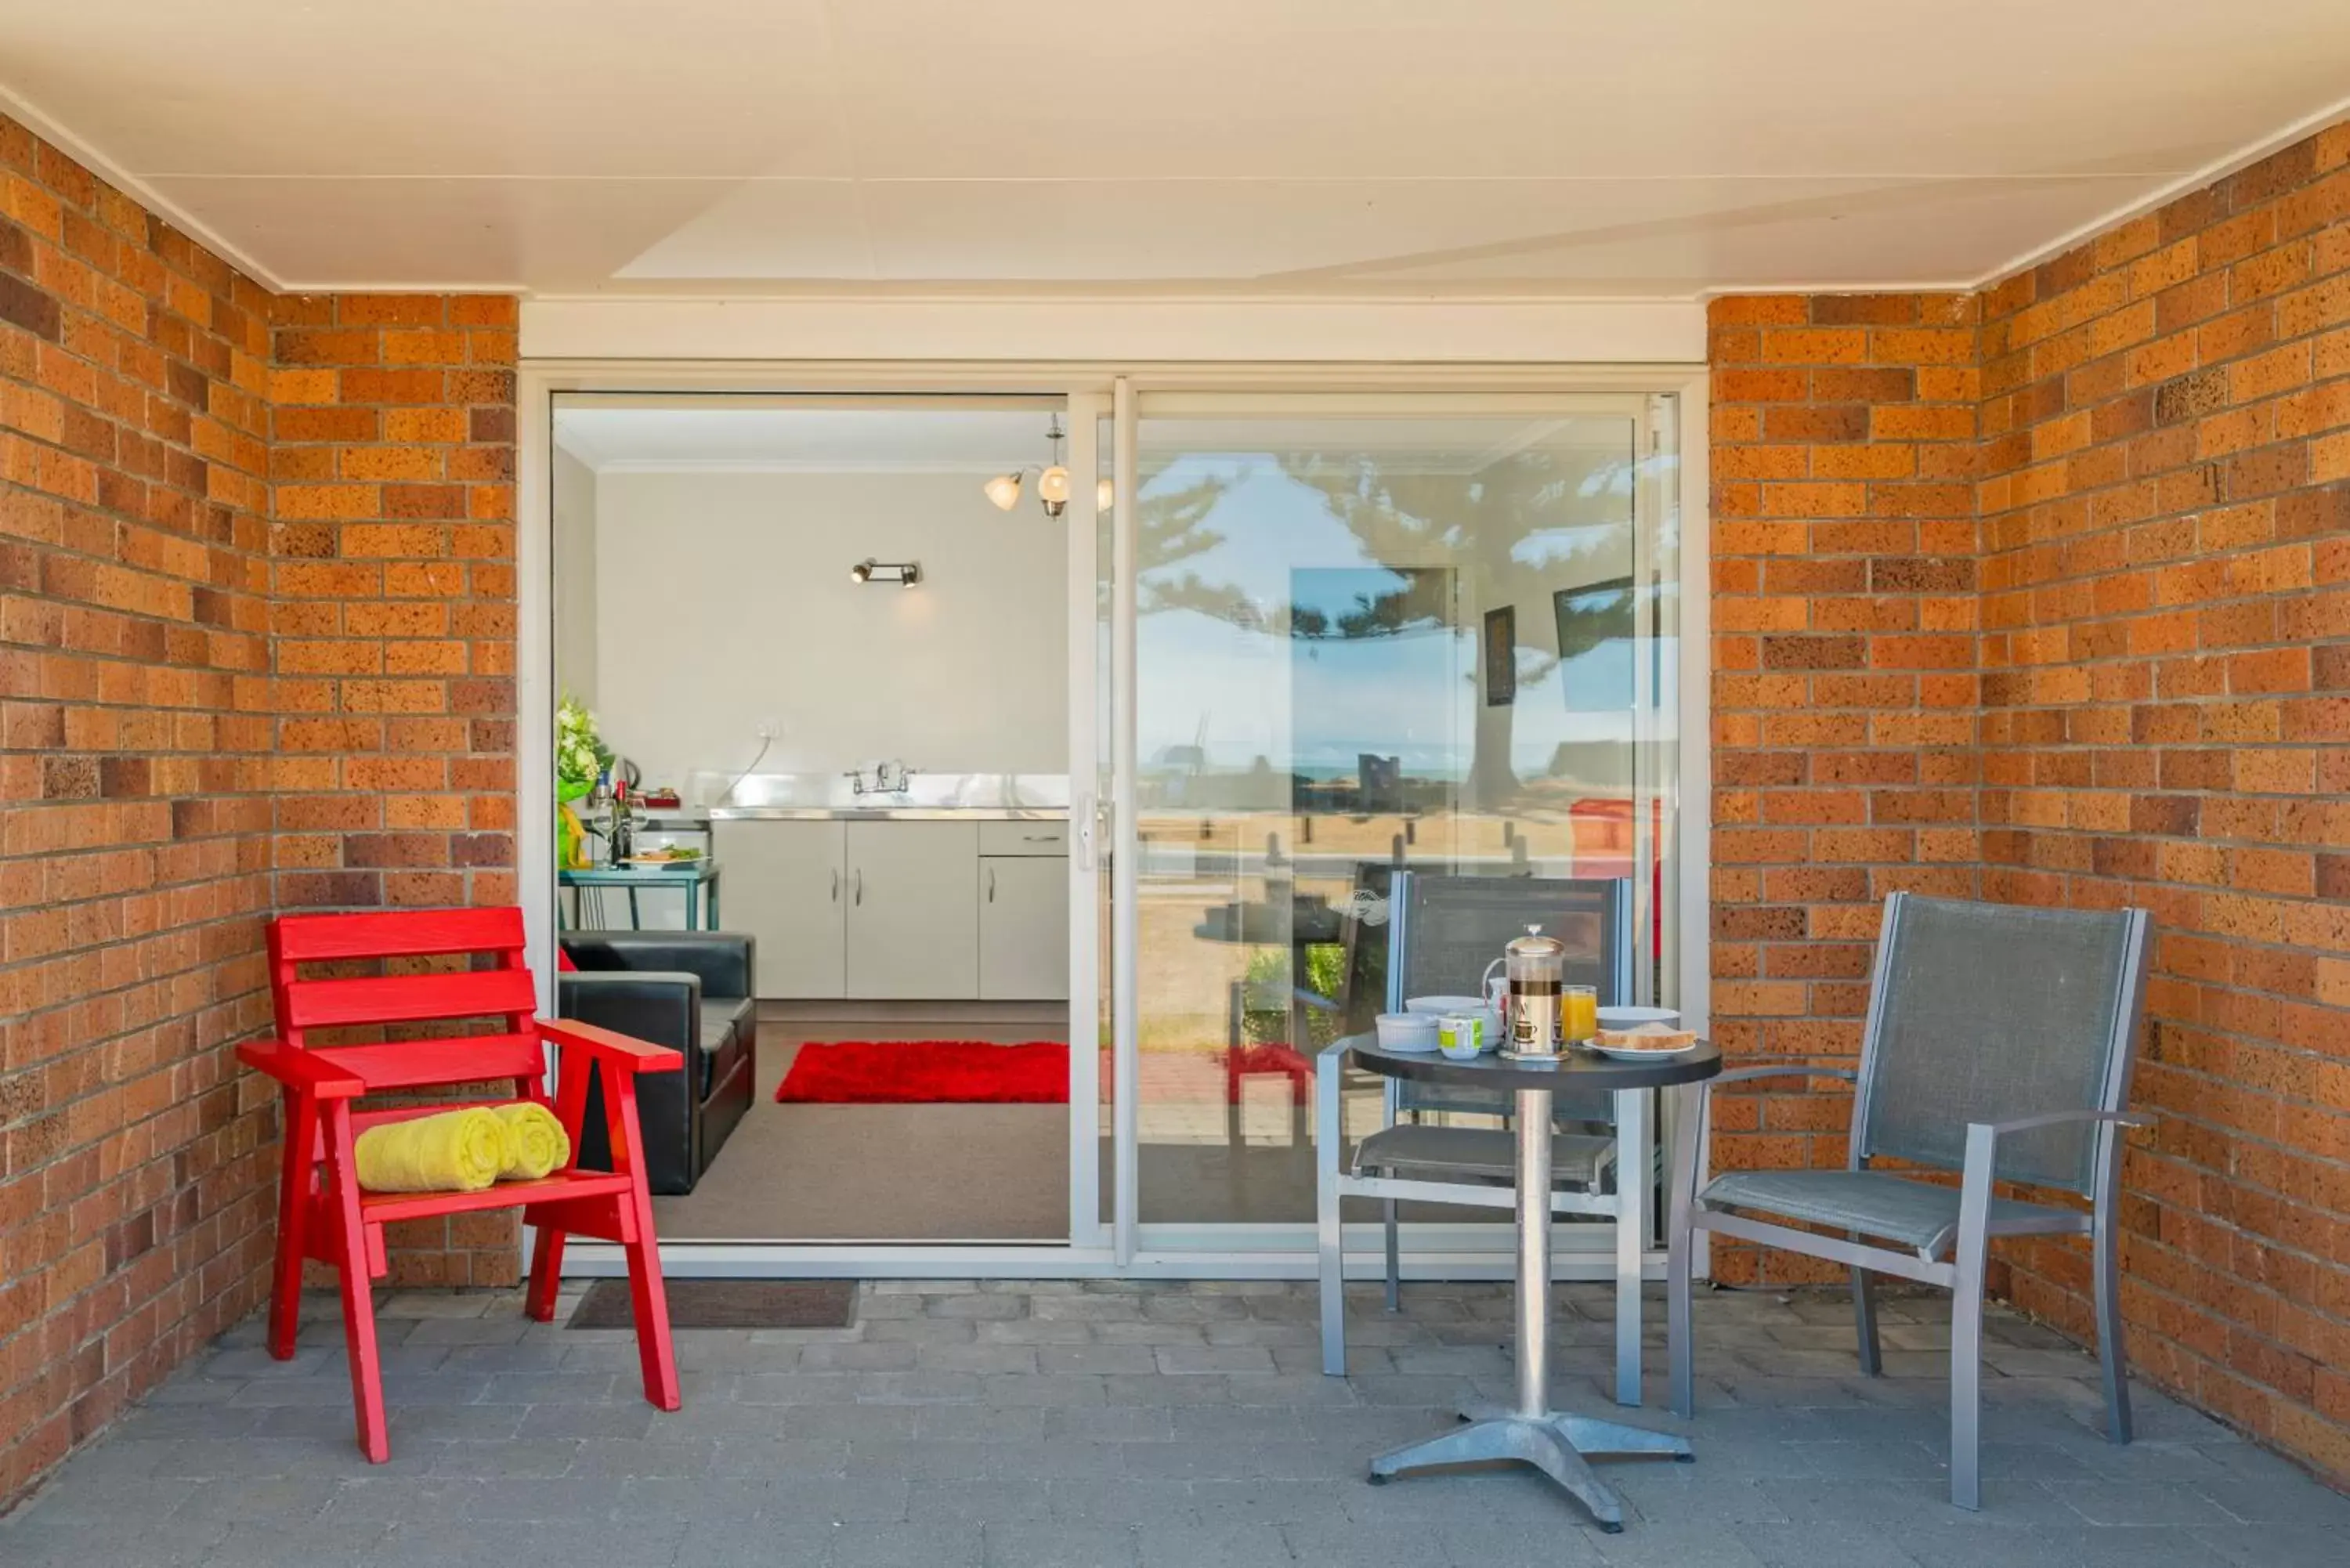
[831, 868, 840, 901]
[987, 865, 996, 902]
[854, 869, 863, 906]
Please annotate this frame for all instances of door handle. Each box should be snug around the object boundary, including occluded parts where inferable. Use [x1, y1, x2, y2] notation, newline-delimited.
[987, 865, 996, 902]
[854, 869, 863, 906]
[830, 868, 840, 901]
[1074, 793, 1097, 871]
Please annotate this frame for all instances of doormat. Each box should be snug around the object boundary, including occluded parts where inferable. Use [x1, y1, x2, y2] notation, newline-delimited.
[775, 1039, 1069, 1104]
[566, 1278, 858, 1330]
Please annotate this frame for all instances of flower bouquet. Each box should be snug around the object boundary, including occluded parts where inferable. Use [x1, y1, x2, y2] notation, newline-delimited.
[555, 696, 613, 869]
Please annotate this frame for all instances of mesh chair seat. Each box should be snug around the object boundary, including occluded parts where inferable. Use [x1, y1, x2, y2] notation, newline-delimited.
[1355, 1125, 1614, 1188]
[1699, 1169, 2082, 1256]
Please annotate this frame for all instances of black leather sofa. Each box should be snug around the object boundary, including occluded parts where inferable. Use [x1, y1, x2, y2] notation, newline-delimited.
[557, 931, 757, 1196]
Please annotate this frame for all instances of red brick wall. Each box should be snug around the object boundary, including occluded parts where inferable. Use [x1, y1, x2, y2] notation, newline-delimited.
[1976, 122, 2350, 1480]
[267, 292, 520, 1288]
[1708, 117, 2350, 1483]
[1705, 292, 1984, 1284]
[0, 115, 280, 1505]
[0, 109, 519, 1511]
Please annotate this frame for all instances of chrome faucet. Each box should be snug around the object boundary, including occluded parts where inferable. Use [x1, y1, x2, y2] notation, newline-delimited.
[844, 761, 916, 797]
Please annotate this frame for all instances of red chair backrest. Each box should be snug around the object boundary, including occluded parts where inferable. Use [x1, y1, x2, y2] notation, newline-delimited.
[267, 907, 542, 1082]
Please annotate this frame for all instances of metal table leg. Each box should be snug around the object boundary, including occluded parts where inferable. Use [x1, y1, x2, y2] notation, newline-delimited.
[1367, 1082, 1691, 1531]
[1614, 1085, 1649, 1407]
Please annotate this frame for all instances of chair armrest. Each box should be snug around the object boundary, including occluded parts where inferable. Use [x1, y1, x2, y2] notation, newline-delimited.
[1321, 1031, 1370, 1060]
[537, 1017, 685, 1075]
[1707, 1064, 1860, 1089]
[561, 931, 752, 999]
[237, 1040, 367, 1099]
[1971, 1108, 2149, 1136]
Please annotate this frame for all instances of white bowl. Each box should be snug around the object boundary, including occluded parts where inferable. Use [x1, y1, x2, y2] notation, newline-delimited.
[1596, 1006, 1681, 1031]
[1375, 1013, 1439, 1050]
[1404, 995, 1484, 1017]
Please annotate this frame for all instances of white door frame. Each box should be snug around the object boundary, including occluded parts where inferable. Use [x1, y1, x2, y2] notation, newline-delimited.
[516, 358, 1708, 1280]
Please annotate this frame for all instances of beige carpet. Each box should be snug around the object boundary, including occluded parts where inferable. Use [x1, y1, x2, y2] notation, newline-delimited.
[651, 1006, 1073, 1242]
[651, 1003, 1495, 1242]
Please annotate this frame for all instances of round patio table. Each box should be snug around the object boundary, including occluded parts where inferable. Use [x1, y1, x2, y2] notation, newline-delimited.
[1350, 1035, 1723, 1532]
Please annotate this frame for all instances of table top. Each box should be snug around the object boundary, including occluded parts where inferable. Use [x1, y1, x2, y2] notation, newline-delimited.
[1348, 1033, 1722, 1092]
[559, 861, 720, 885]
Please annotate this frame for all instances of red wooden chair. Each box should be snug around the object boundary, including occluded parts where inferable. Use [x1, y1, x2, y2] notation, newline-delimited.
[237, 906, 683, 1461]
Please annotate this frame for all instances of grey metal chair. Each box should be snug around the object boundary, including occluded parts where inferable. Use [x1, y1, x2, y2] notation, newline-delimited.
[1666, 892, 2153, 1510]
[1318, 874, 1643, 1397]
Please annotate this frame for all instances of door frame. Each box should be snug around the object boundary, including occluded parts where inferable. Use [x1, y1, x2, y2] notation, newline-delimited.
[516, 359, 1709, 1280]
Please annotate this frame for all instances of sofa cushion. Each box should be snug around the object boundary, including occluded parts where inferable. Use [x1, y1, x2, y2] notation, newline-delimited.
[698, 999, 751, 1097]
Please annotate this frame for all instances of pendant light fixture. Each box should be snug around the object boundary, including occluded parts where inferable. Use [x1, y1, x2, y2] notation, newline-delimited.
[985, 415, 1104, 518]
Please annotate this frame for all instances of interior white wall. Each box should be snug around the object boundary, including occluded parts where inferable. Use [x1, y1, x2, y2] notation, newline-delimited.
[552, 446, 600, 707]
[585, 468, 1068, 790]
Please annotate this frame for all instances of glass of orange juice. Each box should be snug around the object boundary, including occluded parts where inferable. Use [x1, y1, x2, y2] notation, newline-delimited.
[1563, 985, 1598, 1045]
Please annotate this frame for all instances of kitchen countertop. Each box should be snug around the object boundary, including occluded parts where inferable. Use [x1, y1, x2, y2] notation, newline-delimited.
[707, 805, 1067, 822]
[659, 770, 1072, 825]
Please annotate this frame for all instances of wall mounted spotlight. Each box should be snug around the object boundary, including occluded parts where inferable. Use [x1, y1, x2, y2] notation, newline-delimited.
[849, 558, 921, 587]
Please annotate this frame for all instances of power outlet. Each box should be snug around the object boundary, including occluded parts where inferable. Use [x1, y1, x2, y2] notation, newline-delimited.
[754, 719, 781, 741]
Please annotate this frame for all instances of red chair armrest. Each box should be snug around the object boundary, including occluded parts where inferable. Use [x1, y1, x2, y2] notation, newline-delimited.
[237, 1039, 367, 1099]
[537, 1017, 685, 1075]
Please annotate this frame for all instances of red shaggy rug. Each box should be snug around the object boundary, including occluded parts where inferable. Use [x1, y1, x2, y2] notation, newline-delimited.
[775, 1039, 1070, 1104]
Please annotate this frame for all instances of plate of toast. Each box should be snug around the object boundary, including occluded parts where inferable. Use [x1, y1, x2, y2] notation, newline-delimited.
[1588, 1021, 1702, 1060]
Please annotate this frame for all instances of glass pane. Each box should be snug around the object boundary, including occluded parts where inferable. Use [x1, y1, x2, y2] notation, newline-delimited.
[1126, 397, 1681, 1227]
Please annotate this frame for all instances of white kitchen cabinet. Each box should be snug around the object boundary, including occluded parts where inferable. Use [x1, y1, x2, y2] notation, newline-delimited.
[978, 819, 1070, 856]
[980, 855, 1070, 1000]
[710, 819, 847, 999]
[846, 820, 980, 999]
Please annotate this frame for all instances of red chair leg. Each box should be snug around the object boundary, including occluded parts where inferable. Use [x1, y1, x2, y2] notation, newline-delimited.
[606, 1074, 680, 1411]
[526, 1053, 595, 1323]
[269, 1092, 320, 1360]
[323, 1103, 389, 1462]
[526, 1223, 567, 1324]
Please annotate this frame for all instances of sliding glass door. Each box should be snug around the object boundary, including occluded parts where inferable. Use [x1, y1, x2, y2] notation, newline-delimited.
[1102, 391, 1687, 1255]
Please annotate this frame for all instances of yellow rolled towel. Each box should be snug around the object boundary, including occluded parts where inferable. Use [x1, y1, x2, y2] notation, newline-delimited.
[493, 1102, 571, 1181]
[353, 1107, 510, 1194]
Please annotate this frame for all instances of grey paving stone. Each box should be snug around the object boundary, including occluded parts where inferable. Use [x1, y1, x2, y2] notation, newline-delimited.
[1281, 1519, 1455, 1567]
[24, 1280, 2348, 1568]
[1133, 1521, 1297, 1566]
[829, 1519, 985, 1567]
[982, 1519, 1141, 1566]
[1042, 1404, 1175, 1441]
[1154, 1344, 1277, 1375]
[905, 1476, 1054, 1523]
[917, 1342, 1041, 1374]
[1037, 1342, 1157, 1374]
[2043, 1477, 2240, 1526]
[912, 1403, 1047, 1442]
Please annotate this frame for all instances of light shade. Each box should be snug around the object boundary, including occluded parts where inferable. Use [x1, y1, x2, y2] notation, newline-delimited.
[1036, 465, 1071, 505]
[1096, 477, 1115, 514]
[983, 472, 1023, 511]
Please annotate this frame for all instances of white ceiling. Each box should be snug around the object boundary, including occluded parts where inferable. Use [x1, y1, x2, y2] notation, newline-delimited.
[5, 1, 2348, 298]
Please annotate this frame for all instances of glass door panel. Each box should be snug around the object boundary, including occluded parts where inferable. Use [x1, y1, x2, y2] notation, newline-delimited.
[1120, 392, 1682, 1232]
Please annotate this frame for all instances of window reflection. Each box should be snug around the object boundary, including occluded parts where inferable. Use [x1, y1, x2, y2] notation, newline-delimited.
[1126, 406, 1679, 1227]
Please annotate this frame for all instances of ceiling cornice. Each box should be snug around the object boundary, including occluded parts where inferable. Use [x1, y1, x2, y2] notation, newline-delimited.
[0, 79, 287, 291]
[1960, 91, 2350, 294]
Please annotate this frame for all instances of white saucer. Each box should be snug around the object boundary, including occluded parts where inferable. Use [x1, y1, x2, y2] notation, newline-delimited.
[1589, 1041, 1703, 1061]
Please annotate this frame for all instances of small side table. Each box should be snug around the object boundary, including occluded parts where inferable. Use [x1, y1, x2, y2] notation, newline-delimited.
[1348, 1035, 1723, 1531]
[558, 861, 721, 932]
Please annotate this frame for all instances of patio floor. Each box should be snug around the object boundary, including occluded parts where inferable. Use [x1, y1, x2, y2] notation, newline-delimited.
[2, 1279, 2342, 1567]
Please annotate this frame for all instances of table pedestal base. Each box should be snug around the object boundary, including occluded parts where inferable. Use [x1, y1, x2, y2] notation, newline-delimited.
[1367, 1405, 1692, 1532]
